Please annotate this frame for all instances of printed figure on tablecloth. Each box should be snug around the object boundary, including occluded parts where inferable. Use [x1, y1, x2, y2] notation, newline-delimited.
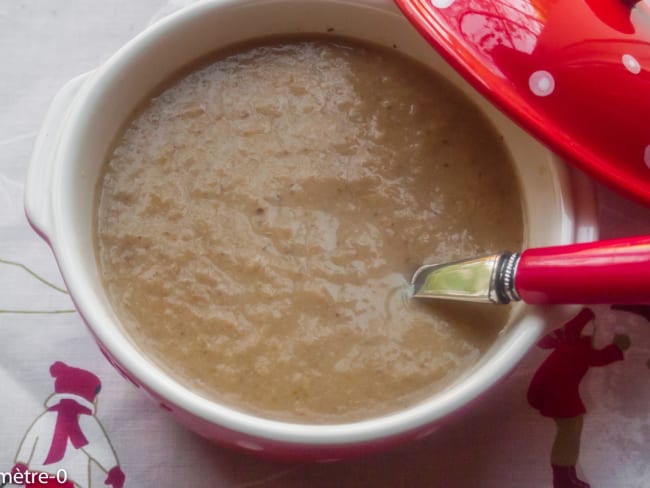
[527, 307, 630, 488]
[612, 304, 650, 369]
[10, 362, 125, 488]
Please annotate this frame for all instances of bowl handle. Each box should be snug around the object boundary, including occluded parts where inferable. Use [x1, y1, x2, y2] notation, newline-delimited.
[24, 71, 93, 243]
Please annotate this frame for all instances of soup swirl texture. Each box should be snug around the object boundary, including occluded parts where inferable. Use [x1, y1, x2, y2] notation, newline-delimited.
[96, 38, 523, 422]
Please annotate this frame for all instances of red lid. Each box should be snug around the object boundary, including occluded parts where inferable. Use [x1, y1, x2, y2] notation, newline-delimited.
[395, 0, 650, 207]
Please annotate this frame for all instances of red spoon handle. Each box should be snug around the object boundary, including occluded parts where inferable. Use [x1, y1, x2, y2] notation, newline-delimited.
[515, 235, 650, 305]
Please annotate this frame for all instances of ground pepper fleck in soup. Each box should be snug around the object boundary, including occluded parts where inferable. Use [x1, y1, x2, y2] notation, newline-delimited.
[96, 38, 523, 423]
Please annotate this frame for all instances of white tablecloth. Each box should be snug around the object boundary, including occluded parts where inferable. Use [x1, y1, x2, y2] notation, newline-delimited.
[1, 1, 649, 486]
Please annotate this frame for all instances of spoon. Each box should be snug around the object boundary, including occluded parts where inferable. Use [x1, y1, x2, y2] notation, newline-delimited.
[411, 235, 650, 305]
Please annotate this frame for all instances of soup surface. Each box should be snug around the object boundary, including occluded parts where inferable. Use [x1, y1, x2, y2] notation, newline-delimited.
[96, 38, 523, 423]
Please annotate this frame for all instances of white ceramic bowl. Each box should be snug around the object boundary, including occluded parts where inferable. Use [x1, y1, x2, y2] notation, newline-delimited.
[25, 0, 597, 461]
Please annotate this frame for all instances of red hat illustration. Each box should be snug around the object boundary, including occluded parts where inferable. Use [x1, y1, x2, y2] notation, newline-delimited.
[537, 307, 595, 349]
[50, 361, 102, 402]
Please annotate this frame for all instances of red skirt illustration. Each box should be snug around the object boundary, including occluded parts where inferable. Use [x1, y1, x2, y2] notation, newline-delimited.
[527, 308, 624, 418]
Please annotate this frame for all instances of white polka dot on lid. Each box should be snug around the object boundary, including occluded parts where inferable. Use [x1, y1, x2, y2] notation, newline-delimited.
[429, 0, 456, 8]
[622, 54, 641, 74]
[644, 145, 650, 169]
[529, 71, 555, 97]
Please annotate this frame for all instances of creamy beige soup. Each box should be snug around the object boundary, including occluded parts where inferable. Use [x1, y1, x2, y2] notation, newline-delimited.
[96, 37, 523, 423]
